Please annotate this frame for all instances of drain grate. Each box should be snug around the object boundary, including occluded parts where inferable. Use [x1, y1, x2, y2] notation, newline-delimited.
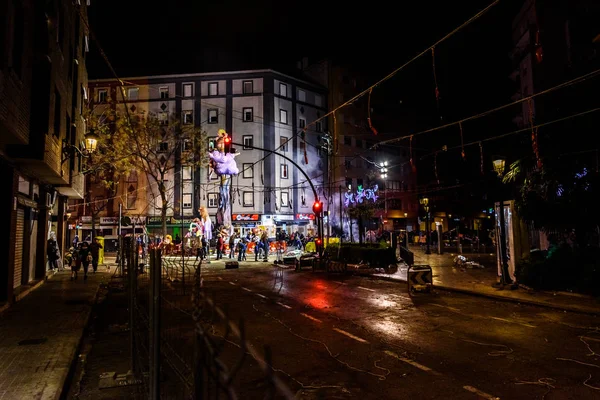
[18, 337, 47, 346]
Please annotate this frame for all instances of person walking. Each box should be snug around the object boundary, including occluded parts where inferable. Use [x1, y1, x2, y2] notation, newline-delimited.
[216, 234, 224, 260]
[79, 241, 92, 280]
[70, 245, 81, 280]
[89, 237, 103, 273]
[46, 238, 59, 271]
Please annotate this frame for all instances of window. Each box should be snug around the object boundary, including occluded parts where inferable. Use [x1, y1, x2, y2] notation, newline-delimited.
[158, 112, 168, 125]
[279, 82, 287, 97]
[345, 178, 352, 190]
[279, 109, 288, 124]
[298, 118, 306, 129]
[243, 80, 253, 94]
[208, 109, 218, 124]
[280, 136, 288, 151]
[243, 192, 254, 207]
[298, 89, 307, 102]
[315, 121, 322, 132]
[97, 88, 107, 103]
[183, 83, 193, 97]
[208, 136, 217, 150]
[345, 157, 352, 170]
[242, 107, 253, 122]
[54, 88, 61, 137]
[207, 193, 218, 208]
[344, 136, 351, 146]
[281, 191, 289, 207]
[126, 183, 137, 209]
[242, 163, 253, 179]
[127, 87, 139, 100]
[315, 94, 322, 107]
[182, 139, 193, 152]
[159, 86, 169, 99]
[158, 142, 168, 152]
[243, 135, 253, 149]
[280, 164, 289, 179]
[183, 110, 193, 125]
[183, 194, 193, 209]
[208, 82, 218, 96]
[182, 165, 192, 180]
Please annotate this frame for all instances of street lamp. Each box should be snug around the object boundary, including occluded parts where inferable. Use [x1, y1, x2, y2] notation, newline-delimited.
[492, 156, 514, 289]
[420, 197, 431, 254]
[61, 129, 99, 164]
[380, 162, 388, 214]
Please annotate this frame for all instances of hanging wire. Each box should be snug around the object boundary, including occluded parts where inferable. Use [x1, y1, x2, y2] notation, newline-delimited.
[479, 141, 484, 175]
[528, 98, 542, 169]
[459, 121, 466, 160]
[367, 88, 378, 135]
[434, 151, 440, 184]
[432, 46, 442, 121]
[409, 135, 416, 173]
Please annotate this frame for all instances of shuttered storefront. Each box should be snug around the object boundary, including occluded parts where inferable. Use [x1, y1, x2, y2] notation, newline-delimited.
[14, 208, 25, 289]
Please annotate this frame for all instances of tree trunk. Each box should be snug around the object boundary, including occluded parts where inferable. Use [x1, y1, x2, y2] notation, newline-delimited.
[160, 189, 168, 238]
[358, 216, 364, 245]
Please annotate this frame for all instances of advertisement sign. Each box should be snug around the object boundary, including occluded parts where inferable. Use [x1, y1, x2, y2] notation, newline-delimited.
[232, 214, 260, 221]
[100, 217, 120, 225]
[296, 213, 315, 220]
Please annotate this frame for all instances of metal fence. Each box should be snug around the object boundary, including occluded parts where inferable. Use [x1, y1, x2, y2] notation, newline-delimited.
[123, 238, 294, 399]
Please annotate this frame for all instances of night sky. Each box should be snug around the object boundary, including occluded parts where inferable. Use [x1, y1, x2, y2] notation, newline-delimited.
[88, 0, 524, 184]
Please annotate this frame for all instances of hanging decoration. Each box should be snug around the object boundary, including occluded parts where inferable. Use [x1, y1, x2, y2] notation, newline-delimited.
[527, 98, 542, 169]
[432, 47, 442, 121]
[434, 152, 440, 184]
[459, 121, 466, 160]
[344, 185, 379, 207]
[409, 135, 416, 173]
[478, 141, 484, 175]
[367, 88, 378, 135]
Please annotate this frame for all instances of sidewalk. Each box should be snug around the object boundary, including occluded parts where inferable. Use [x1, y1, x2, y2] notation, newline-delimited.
[0, 269, 108, 400]
[366, 248, 600, 315]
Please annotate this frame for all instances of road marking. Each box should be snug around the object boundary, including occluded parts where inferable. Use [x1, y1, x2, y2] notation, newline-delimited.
[463, 385, 500, 400]
[242, 287, 252, 292]
[332, 281, 347, 285]
[490, 316, 536, 328]
[333, 328, 369, 343]
[431, 303, 461, 312]
[276, 302, 292, 309]
[300, 313, 322, 323]
[384, 350, 442, 375]
[357, 286, 375, 292]
[256, 293, 267, 299]
[228, 281, 237, 286]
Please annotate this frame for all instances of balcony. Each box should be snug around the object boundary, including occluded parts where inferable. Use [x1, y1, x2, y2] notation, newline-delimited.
[9, 133, 67, 185]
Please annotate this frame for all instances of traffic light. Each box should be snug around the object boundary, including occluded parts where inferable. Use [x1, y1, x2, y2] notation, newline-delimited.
[315, 238, 322, 247]
[224, 136, 232, 153]
[312, 200, 323, 216]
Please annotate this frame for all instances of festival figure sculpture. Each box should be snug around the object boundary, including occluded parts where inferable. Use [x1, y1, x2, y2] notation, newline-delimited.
[207, 129, 239, 227]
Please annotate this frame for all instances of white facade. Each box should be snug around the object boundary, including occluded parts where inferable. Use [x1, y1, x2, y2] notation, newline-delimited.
[89, 70, 328, 237]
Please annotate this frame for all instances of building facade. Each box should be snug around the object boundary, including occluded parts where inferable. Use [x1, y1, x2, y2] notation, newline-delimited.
[0, 0, 90, 304]
[84, 70, 327, 241]
[301, 58, 418, 239]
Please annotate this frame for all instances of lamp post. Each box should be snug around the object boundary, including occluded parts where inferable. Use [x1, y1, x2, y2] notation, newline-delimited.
[380, 161, 388, 215]
[492, 156, 513, 288]
[420, 197, 431, 254]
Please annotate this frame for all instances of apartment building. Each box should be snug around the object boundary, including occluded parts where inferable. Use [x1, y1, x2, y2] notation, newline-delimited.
[0, 0, 91, 303]
[84, 69, 327, 240]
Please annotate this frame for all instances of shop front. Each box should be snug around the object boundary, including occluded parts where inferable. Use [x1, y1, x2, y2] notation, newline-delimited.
[231, 214, 262, 238]
[295, 213, 317, 237]
[146, 216, 193, 240]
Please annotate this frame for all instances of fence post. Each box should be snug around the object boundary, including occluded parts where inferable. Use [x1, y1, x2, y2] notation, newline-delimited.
[127, 237, 136, 374]
[149, 248, 161, 399]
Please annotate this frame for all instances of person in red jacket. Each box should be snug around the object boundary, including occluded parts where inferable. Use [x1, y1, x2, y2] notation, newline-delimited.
[216, 234, 224, 260]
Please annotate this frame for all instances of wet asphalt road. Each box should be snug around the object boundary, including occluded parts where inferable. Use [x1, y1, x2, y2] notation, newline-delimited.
[197, 263, 600, 400]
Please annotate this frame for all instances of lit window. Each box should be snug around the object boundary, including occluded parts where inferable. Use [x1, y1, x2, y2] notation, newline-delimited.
[243, 192, 254, 207]
[208, 193, 218, 207]
[280, 136, 288, 151]
[243, 135, 253, 149]
[182, 140, 193, 152]
[279, 83, 287, 97]
[281, 191, 289, 207]
[280, 109, 288, 124]
[298, 89, 306, 102]
[280, 164, 288, 179]
[182, 165, 193, 180]
[158, 112, 168, 125]
[242, 163, 253, 179]
[183, 194, 192, 209]
[97, 88, 107, 103]
[183, 110, 193, 125]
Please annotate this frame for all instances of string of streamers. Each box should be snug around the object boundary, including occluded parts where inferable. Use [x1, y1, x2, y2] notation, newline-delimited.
[410, 136, 416, 173]
[432, 47, 442, 120]
[434, 152, 440, 184]
[302, 128, 308, 164]
[479, 141, 484, 175]
[459, 121, 466, 160]
[528, 98, 542, 169]
[367, 88, 378, 135]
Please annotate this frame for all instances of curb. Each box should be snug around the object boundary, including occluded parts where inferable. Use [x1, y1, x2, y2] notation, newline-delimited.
[359, 273, 600, 316]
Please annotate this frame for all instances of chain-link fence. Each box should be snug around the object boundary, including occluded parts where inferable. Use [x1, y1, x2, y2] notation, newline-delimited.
[123, 238, 294, 399]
